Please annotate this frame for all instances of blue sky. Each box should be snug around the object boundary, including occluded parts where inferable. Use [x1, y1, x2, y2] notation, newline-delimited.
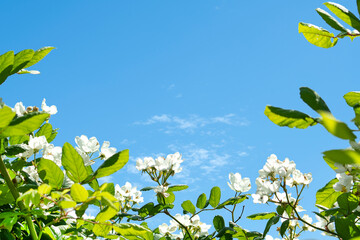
[2, 0, 360, 239]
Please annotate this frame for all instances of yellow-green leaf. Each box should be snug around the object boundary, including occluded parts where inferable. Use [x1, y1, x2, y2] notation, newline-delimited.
[71, 183, 89, 202]
[299, 22, 338, 48]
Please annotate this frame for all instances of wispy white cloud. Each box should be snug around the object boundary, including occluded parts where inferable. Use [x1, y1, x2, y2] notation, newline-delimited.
[134, 114, 249, 133]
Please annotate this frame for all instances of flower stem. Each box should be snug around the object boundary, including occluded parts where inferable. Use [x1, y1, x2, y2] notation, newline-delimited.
[0, 156, 39, 240]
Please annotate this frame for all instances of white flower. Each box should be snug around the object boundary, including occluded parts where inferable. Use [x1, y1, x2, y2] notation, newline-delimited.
[190, 215, 211, 237]
[16, 144, 34, 158]
[166, 152, 183, 173]
[43, 144, 62, 166]
[115, 182, 143, 204]
[227, 173, 251, 192]
[315, 214, 335, 236]
[28, 135, 48, 151]
[170, 214, 191, 227]
[75, 135, 99, 153]
[136, 157, 155, 171]
[302, 214, 315, 232]
[41, 99, 57, 115]
[158, 223, 177, 235]
[100, 141, 116, 160]
[251, 193, 269, 204]
[154, 185, 169, 198]
[154, 156, 171, 172]
[13, 102, 27, 116]
[264, 235, 281, 240]
[333, 172, 353, 192]
[23, 166, 41, 183]
[63, 170, 74, 186]
[76, 149, 93, 166]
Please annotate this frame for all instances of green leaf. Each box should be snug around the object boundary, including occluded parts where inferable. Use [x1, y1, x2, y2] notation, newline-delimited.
[209, 186, 221, 208]
[71, 183, 89, 202]
[0, 112, 49, 137]
[217, 195, 248, 209]
[167, 185, 188, 192]
[138, 202, 155, 217]
[140, 186, 156, 191]
[316, 8, 348, 32]
[344, 92, 360, 107]
[86, 165, 99, 190]
[247, 212, 276, 220]
[9, 135, 29, 145]
[35, 123, 52, 140]
[58, 200, 76, 209]
[0, 215, 18, 232]
[157, 192, 175, 205]
[4, 145, 26, 156]
[299, 87, 331, 113]
[17, 189, 40, 207]
[324, 2, 360, 31]
[93, 223, 112, 237]
[298, 22, 338, 48]
[316, 178, 342, 209]
[280, 219, 289, 237]
[10, 49, 34, 75]
[213, 215, 225, 232]
[337, 193, 359, 214]
[196, 193, 207, 209]
[95, 203, 120, 222]
[113, 223, 152, 240]
[38, 158, 64, 189]
[335, 217, 352, 240]
[0, 106, 15, 129]
[92, 149, 129, 179]
[323, 149, 360, 167]
[264, 105, 317, 129]
[38, 184, 52, 195]
[61, 142, 88, 183]
[23, 47, 55, 69]
[320, 112, 356, 140]
[0, 51, 14, 85]
[181, 200, 196, 214]
[263, 216, 280, 237]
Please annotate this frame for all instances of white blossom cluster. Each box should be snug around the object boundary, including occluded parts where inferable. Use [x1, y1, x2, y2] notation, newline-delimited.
[114, 182, 143, 211]
[136, 152, 183, 197]
[157, 214, 211, 239]
[75, 135, 117, 165]
[252, 154, 312, 204]
[13, 99, 58, 116]
[136, 152, 183, 174]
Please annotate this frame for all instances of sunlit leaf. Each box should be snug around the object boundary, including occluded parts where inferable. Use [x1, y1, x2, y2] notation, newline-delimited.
[299, 22, 338, 48]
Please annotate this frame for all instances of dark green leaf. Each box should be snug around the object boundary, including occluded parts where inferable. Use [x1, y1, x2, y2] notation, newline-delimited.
[196, 193, 207, 209]
[335, 217, 352, 239]
[217, 195, 248, 209]
[324, 2, 360, 31]
[280, 220, 289, 237]
[61, 142, 88, 183]
[181, 200, 196, 214]
[337, 193, 359, 214]
[263, 216, 280, 237]
[209, 186, 221, 208]
[38, 158, 64, 189]
[300, 87, 331, 113]
[316, 178, 342, 209]
[213, 215, 225, 232]
[264, 105, 317, 129]
[4, 145, 26, 156]
[138, 202, 155, 217]
[157, 192, 175, 205]
[316, 8, 348, 32]
[92, 149, 129, 179]
[247, 212, 276, 220]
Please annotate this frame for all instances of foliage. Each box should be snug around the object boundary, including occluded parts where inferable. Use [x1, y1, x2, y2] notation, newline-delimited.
[299, 2, 360, 48]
